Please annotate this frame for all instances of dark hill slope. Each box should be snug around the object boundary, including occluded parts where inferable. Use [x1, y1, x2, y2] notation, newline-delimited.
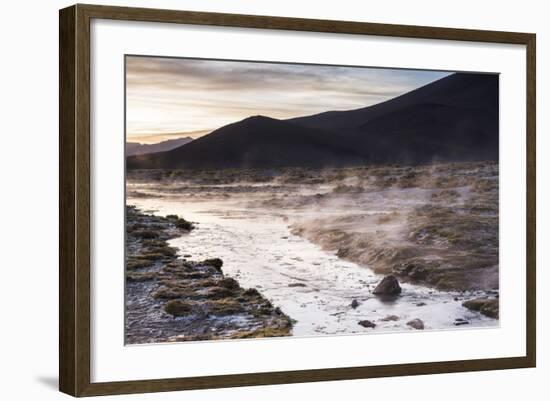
[289, 73, 497, 134]
[126, 116, 365, 169]
[288, 72, 499, 164]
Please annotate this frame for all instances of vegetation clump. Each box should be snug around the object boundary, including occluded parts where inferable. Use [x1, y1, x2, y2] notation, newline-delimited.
[154, 287, 195, 300]
[164, 300, 197, 317]
[126, 272, 156, 282]
[201, 258, 223, 270]
[229, 326, 292, 339]
[132, 229, 159, 239]
[462, 298, 499, 318]
[126, 257, 152, 270]
[203, 286, 235, 299]
[175, 218, 194, 231]
[205, 299, 243, 316]
[217, 277, 240, 290]
[243, 288, 262, 298]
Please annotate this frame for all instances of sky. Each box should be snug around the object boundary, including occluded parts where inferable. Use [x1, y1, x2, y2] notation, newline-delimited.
[126, 56, 449, 144]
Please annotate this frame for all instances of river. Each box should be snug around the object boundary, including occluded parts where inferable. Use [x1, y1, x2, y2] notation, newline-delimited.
[128, 189, 497, 337]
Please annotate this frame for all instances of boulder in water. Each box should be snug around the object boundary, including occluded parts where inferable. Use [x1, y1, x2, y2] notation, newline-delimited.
[407, 318, 425, 330]
[358, 320, 376, 328]
[372, 275, 402, 296]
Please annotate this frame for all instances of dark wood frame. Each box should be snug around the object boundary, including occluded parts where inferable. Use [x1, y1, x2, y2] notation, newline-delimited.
[59, 3, 536, 397]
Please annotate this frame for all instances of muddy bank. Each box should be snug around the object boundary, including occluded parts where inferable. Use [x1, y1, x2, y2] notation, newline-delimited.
[125, 206, 292, 344]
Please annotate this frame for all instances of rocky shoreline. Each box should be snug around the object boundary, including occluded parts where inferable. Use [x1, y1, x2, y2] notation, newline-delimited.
[125, 206, 292, 344]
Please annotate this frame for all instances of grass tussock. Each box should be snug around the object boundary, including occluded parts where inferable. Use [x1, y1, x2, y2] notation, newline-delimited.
[206, 298, 244, 315]
[243, 288, 262, 298]
[176, 272, 211, 280]
[138, 252, 169, 261]
[154, 287, 195, 300]
[200, 258, 224, 269]
[150, 245, 177, 257]
[126, 272, 157, 282]
[203, 286, 236, 299]
[132, 229, 159, 239]
[175, 218, 194, 230]
[164, 300, 197, 316]
[249, 305, 277, 318]
[126, 258, 152, 270]
[229, 326, 291, 339]
[462, 298, 499, 318]
[217, 277, 240, 289]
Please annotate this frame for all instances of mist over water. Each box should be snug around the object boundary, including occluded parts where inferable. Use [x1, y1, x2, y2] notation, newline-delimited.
[127, 162, 499, 337]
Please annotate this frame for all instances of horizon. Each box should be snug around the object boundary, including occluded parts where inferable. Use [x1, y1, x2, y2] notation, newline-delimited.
[126, 56, 449, 144]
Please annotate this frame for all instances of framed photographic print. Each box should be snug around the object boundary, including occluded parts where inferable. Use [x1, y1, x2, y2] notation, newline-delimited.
[59, 4, 536, 397]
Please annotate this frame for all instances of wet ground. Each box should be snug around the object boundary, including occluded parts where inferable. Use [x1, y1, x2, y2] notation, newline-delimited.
[125, 206, 292, 344]
[127, 162, 499, 339]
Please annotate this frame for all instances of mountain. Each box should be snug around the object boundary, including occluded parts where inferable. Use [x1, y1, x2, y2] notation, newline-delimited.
[126, 116, 365, 169]
[288, 72, 499, 164]
[126, 137, 193, 156]
[127, 72, 498, 169]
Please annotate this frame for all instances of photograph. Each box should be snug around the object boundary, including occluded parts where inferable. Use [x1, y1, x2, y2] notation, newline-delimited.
[124, 56, 500, 344]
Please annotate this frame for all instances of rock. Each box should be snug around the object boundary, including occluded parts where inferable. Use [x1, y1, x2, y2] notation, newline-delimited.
[381, 315, 400, 322]
[462, 297, 499, 318]
[372, 275, 402, 296]
[454, 320, 470, 326]
[358, 320, 376, 328]
[416, 302, 427, 307]
[288, 283, 307, 288]
[407, 318, 425, 330]
[351, 299, 360, 309]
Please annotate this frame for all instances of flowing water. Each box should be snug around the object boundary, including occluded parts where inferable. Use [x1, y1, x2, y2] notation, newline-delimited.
[128, 188, 498, 337]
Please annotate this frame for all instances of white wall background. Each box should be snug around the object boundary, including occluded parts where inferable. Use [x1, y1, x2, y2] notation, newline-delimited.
[0, 0, 546, 400]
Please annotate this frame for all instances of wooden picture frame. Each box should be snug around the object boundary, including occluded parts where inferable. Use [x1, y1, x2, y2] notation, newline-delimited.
[59, 3, 536, 397]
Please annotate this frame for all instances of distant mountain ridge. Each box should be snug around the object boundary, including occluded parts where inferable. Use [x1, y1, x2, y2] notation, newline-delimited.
[126, 137, 193, 156]
[127, 72, 498, 170]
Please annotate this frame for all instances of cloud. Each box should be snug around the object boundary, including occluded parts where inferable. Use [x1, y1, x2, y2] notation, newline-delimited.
[126, 56, 449, 141]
